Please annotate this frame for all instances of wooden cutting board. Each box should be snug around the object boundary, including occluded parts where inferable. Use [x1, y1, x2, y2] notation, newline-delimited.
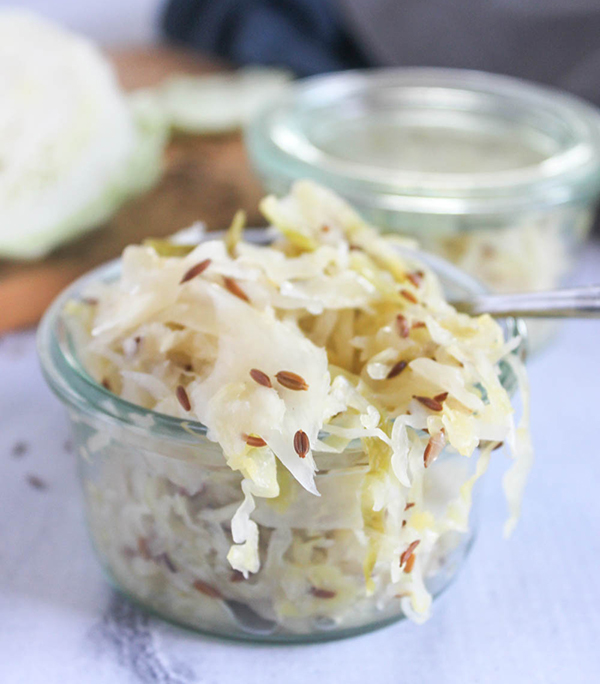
[0, 47, 266, 333]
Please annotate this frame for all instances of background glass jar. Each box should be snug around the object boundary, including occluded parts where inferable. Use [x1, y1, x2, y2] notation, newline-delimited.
[38, 250, 525, 643]
[247, 68, 600, 349]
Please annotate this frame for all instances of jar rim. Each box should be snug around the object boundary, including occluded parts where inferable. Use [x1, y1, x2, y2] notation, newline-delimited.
[247, 67, 600, 215]
[37, 228, 527, 449]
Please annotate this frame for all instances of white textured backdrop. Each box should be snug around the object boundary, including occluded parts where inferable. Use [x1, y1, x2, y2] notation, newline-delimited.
[0, 0, 163, 45]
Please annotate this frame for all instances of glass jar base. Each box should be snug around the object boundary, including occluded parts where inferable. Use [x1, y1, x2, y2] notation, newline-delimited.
[95, 532, 476, 644]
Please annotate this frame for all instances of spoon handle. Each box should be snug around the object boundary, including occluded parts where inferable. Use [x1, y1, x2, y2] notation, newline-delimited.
[453, 285, 600, 318]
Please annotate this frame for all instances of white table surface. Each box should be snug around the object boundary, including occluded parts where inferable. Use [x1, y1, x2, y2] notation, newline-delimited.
[1, 242, 599, 684]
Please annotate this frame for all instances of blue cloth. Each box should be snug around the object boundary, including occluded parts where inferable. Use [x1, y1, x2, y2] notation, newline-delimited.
[162, 0, 369, 75]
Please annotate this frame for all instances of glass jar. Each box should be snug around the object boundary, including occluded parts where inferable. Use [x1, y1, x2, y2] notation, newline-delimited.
[247, 68, 600, 349]
[37, 246, 525, 643]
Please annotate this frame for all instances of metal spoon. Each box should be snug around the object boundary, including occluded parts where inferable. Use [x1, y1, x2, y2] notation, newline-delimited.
[452, 285, 600, 318]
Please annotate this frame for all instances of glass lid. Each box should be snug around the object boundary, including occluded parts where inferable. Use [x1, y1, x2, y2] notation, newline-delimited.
[247, 68, 600, 215]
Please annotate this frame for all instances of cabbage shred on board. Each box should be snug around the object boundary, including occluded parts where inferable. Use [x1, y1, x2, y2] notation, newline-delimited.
[72, 181, 532, 630]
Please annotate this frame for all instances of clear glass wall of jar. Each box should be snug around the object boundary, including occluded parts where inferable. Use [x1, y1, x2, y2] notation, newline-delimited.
[247, 68, 600, 350]
[38, 252, 525, 642]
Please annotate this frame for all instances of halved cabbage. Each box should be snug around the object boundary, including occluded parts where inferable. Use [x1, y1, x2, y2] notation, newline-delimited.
[0, 10, 167, 259]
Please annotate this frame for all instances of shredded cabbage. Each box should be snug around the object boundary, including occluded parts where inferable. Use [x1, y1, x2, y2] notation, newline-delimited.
[73, 180, 532, 633]
[411, 206, 592, 350]
[0, 10, 167, 259]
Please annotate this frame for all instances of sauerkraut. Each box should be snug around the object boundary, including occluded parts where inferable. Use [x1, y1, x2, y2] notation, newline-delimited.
[401, 204, 593, 351]
[70, 181, 532, 636]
